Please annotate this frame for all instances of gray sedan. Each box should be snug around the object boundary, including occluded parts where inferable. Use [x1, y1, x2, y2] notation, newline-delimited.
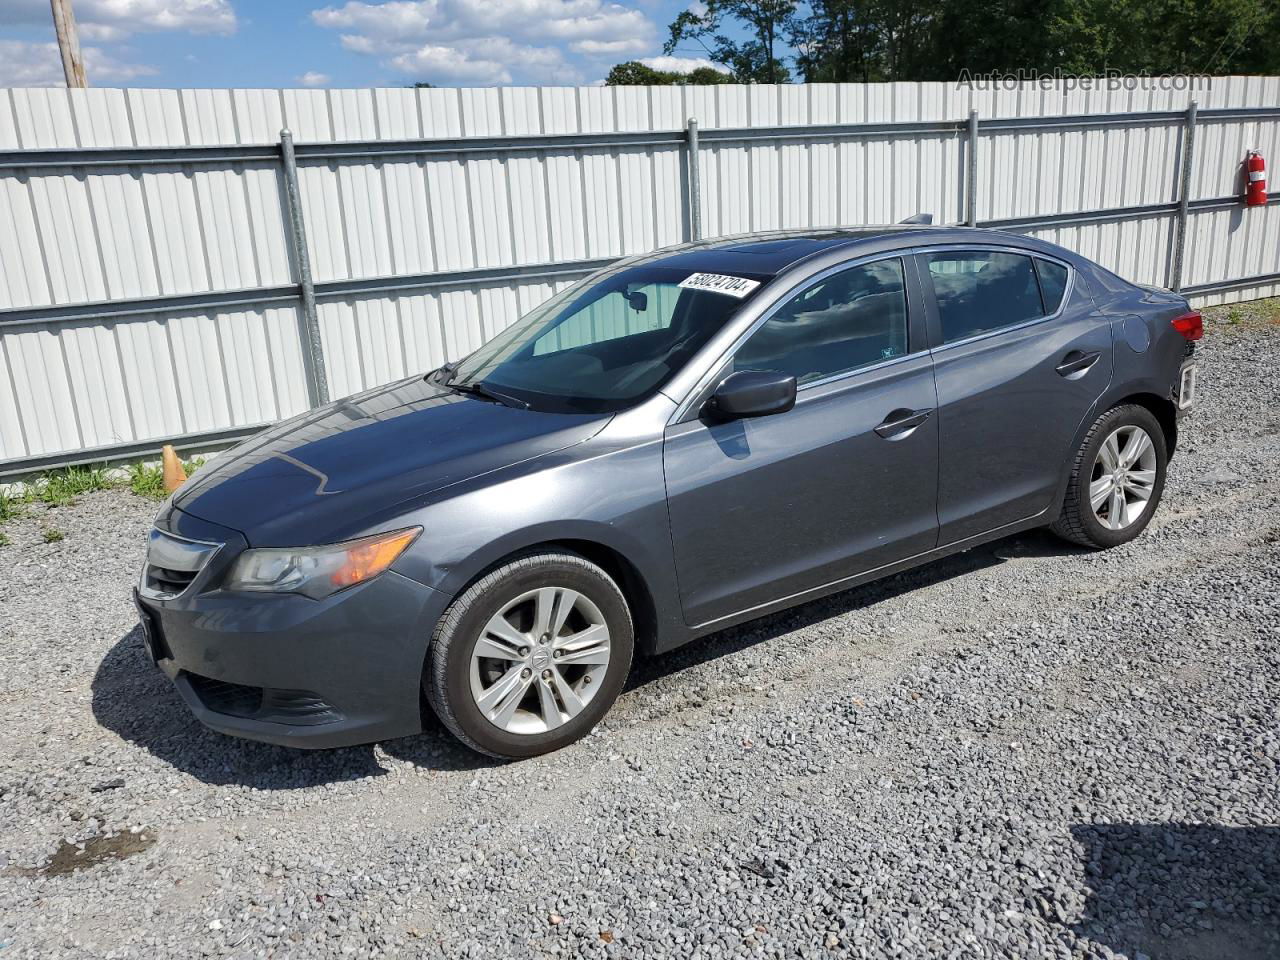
[136, 226, 1201, 758]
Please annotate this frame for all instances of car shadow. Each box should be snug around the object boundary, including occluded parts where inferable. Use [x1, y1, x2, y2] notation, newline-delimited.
[625, 526, 1085, 692]
[90, 627, 496, 787]
[92, 527, 1083, 786]
[1068, 823, 1280, 960]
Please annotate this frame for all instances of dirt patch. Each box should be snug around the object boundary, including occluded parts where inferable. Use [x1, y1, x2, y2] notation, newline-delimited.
[8, 830, 155, 878]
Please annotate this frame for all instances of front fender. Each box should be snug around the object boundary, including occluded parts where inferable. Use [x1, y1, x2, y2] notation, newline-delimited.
[389, 438, 688, 651]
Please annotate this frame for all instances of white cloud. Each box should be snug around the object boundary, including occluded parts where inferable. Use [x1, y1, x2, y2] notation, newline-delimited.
[0, 0, 234, 86]
[0, 39, 158, 86]
[572, 37, 649, 56]
[639, 55, 730, 74]
[298, 71, 331, 86]
[389, 45, 512, 84]
[312, 0, 658, 85]
[0, 0, 237, 36]
[77, 23, 130, 43]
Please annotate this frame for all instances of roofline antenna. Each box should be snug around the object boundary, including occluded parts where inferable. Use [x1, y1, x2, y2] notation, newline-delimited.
[898, 213, 934, 225]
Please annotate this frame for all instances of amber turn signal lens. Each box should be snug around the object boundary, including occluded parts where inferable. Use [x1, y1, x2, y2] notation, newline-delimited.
[329, 528, 421, 589]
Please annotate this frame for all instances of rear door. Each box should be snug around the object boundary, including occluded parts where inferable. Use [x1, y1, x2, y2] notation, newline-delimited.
[663, 255, 939, 627]
[918, 247, 1113, 544]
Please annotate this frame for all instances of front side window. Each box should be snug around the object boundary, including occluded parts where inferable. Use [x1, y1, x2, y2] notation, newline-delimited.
[732, 258, 909, 386]
[926, 251, 1045, 344]
[449, 265, 768, 414]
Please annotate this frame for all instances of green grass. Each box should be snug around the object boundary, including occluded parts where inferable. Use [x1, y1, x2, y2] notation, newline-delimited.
[0, 454, 209, 519]
[127, 456, 205, 501]
[33, 465, 114, 507]
[42, 528, 65, 543]
[127, 462, 168, 501]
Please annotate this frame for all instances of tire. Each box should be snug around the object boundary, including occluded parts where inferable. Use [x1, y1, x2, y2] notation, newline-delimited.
[425, 550, 634, 759]
[1052, 403, 1168, 549]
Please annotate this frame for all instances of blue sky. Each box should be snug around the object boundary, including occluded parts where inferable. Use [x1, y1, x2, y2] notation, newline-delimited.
[0, 0, 728, 88]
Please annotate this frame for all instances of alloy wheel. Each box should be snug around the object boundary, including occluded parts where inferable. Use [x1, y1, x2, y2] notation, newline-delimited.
[468, 586, 612, 735]
[1090, 424, 1158, 531]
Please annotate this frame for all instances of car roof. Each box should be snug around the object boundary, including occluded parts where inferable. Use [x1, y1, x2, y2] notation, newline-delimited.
[631, 226, 1070, 277]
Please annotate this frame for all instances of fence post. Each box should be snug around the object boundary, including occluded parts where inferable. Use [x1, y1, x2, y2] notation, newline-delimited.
[1170, 100, 1198, 292]
[279, 128, 329, 407]
[965, 109, 980, 227]
[686, 117, 702, 241]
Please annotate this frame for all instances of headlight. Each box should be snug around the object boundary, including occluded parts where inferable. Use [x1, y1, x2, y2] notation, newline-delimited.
[225, 527, 421, 599]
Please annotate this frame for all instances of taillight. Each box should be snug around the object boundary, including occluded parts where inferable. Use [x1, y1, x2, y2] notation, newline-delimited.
[1171, 311, 1203, 341]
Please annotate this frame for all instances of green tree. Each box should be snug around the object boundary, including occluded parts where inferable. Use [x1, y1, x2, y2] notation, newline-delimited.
[678, 0, 1280, 84]
[606, 61, 674, 85]
[1047, 0, 1279, 75]
[789, 0, 880, 82]
[664, 0, 797, 83]
[606, 61, 735, 85]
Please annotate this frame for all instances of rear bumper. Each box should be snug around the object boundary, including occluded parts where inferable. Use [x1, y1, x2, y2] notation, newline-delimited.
[135, 570, 449, 749]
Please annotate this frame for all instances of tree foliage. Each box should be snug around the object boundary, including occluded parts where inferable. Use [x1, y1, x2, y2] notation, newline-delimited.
[642, 0, 1280, 83]
[664, 0, 798, 83]
[605, 61, 736, 86]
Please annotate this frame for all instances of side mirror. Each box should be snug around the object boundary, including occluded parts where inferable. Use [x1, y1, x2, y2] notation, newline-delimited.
[704, 370, 797, 421]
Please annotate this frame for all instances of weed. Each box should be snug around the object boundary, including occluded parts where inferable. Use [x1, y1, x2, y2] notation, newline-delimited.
[0, 490, 18, 523]
[128, 456, 206, 501]
[36, 465, 115, 507]
[128, 462, 168, 501]
[43, 528, 65, 543]
[0, 531, 9, 547]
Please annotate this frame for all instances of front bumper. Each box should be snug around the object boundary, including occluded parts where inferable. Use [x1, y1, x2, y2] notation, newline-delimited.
[136, 510, 450, 749]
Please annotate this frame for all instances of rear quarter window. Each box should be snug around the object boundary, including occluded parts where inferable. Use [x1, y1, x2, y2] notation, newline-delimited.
[1035, 259, 1069, 313]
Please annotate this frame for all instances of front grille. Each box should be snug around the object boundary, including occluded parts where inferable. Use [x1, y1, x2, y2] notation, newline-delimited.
[185, 672, 341, 726]
[139, 529, 222, 600]
[144, 565, 198, 597]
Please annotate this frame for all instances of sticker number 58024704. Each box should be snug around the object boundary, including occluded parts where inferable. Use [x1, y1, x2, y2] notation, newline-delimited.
[677, 273, 761, 298]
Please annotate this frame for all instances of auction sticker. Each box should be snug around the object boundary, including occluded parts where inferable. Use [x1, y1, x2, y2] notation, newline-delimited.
[678, 272, 761, 298]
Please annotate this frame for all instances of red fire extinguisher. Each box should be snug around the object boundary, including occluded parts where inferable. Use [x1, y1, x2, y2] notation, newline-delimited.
[1245, 150, 1267, 206]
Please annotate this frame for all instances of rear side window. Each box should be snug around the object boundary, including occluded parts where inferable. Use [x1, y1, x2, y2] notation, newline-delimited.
[926, 251, 1044, 344]
[733, 257, 909, 386]
[1035, 259, 1069, 313]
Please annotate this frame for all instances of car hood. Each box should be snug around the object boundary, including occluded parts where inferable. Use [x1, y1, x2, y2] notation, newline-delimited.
[174, 376, 609, 546]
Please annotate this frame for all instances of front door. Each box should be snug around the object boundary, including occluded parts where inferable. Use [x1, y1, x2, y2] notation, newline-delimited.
[662, 256, 940, 627]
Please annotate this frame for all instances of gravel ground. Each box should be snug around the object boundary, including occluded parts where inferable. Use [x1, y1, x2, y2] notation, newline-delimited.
[1, 304, 1278, 960]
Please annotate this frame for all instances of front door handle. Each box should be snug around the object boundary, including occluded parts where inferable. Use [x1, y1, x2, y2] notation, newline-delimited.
[874, 407, 933, 440]
[1055, 350, 1101, 379]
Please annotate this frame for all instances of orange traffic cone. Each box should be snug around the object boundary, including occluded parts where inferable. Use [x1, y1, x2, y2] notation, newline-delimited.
[161, 445, 186, 493]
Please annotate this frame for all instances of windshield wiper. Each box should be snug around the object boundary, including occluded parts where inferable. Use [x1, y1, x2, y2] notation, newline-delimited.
[443, 380, 530, 410]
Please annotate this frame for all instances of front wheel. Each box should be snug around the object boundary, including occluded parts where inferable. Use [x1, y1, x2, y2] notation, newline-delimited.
[425, 551, 634, 759]
[1052, 403, 1168, 549]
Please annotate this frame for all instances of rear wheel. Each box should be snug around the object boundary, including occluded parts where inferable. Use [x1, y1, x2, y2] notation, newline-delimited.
[425, 551, 633, 759]
[1052, 404, 1167, 548]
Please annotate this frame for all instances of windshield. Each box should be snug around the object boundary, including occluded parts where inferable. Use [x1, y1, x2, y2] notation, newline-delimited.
[446, 264, 769, 414]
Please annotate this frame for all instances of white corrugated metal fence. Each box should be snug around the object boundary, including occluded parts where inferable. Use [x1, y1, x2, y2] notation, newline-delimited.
[0, 78, 1277, 474]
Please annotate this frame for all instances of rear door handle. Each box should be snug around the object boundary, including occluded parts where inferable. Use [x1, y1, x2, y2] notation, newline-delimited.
[1055, 350, 1101, 379]
[874, 407, 933, 440]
